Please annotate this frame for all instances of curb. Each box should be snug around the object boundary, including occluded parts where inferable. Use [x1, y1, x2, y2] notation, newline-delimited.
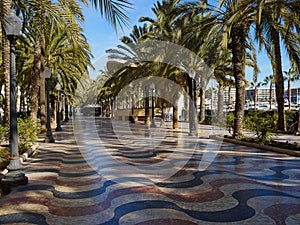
[20, 143, 39, 164]
[210, 135, 300, 157]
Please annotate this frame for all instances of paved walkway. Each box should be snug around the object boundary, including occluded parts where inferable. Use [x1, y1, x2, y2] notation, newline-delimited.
[0, 117, 300, 225]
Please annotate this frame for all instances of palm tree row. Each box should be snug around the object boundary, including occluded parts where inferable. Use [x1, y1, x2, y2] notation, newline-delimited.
[100, 0, 300, 138]
[0, 0, 132, 132]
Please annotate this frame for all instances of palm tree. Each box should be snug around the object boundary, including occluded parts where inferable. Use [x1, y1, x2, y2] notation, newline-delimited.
[255, 0, 300, 131]
[284, 68, 298, 110]
[106, 24, 153, 124]
[2, 0, 132, 124]
[211, 0, 256, 138]
[250, 81, 262, 110]
[139, 0, 202, 130]
[262, 75, 274, 110]
[23, 1, 88, 123]
[44, 17, 93, 93]
[183, 13, 222, 123]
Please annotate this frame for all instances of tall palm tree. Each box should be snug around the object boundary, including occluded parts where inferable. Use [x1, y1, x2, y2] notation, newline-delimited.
[211, 0, 255, 138]
[255, 0, 300, 131]
[2, 0, 132, 124]
[44, 16, 93, 93]
[139, 0, 203, 129]
[262, 74, 274, 110]
[106, 24, 153, 124]
[250, 81, 262, 110]
[284, 68, 299, 110]
[24, 1, 88, 123]
[182, 11, 221, 123]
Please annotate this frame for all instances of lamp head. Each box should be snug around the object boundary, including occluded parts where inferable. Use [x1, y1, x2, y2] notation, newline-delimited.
[4, 9, 22, 37]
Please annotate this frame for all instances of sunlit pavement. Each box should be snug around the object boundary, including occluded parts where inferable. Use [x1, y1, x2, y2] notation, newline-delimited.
[0, 116, 299, 225]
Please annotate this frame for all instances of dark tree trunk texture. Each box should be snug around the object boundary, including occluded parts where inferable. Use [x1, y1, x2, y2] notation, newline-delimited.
[145, 87, 150, 125]
[232, 28, 246, 138]
[31, 37, 42, 122]
[217, 83, 224, 123]
[272, 28, 285, 131]
[1, 0, 11, 122]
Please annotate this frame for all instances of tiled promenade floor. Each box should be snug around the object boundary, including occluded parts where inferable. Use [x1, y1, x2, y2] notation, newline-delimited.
[0, 116, 300, 225]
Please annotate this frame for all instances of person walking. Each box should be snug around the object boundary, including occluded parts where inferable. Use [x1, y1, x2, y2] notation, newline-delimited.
[296, 108, 300, 135]
[289, 109, 300, 135]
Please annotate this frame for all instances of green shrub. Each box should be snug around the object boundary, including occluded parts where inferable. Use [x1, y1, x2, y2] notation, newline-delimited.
[243, 111, 275, 144]
[0, 117, 39, 170]
[285, 110, 297, 130]
[17, 117, 39, 143]
[225, 112, 235, 134]
[0, 117, 39, 144]
[0, 122, 9, 143]
[0, 147, 10, 170]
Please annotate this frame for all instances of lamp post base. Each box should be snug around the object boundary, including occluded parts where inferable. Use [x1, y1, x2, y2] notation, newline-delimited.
[130, 116, 135, 124]
[150, 121, 156, 128]
[1, 171, 28, 195]
[45, 135, 55, 143]
[189, 129, 198, 136]
[1, 158, 28, 195]
[55, 126, 62, 132]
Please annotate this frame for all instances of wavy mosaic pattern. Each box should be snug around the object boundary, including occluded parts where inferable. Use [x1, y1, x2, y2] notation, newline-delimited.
[0, 119, 299, 225]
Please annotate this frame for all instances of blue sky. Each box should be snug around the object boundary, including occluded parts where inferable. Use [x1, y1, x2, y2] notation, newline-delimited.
[80, 0, 299, 87]
[81, 1, 156, 62]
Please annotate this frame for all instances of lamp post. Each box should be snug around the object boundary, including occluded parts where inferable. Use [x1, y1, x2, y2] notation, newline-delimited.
[55, 83, 62, 131]
[150, 83, 156, 128]
[1, 9, 28, 191]
[189, 78, 197, 136]
[44, 67, 55, 143]
[129, 84, 135, 123]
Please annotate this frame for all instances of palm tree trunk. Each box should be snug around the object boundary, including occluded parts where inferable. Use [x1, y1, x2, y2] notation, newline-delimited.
[228, 86, 232, 108]
[1, 0, 11, 122]
[217, 83, 224, 121]
[144, 88, 150, 125]
[184, 94, 188, 121]
[269, 82, 272, 110]
[39, 34, 46, 134]
[199, 77, 207, 123]
[199, 88, 205, 123]
[254, 87, 257, 111]
[232, 28, 246, 138]
[288, 78, 291, 110]
[39, 68, 46, 133]
[272, 29, 285, 131]
[298, 111, 300, 134]
[173, 102, 178, 129]
[30, 37, 42, 122]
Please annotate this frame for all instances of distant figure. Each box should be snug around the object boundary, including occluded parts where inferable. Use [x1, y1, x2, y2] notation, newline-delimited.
[290, 109, 300, 135]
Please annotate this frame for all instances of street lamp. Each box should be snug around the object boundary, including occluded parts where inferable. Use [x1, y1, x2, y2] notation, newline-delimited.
[55, 83, 62, 131]
[64, 96, 69, 122]
[44, 67, 55, 143]
[129, 83, 135, 124]
[150, 83, 156, 128]
[1, 9, 28, 191]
